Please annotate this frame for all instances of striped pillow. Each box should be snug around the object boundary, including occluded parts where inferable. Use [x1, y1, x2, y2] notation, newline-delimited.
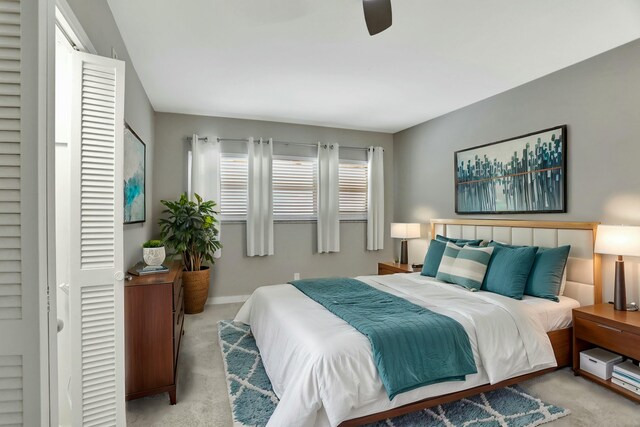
[436, 242, 494, 291]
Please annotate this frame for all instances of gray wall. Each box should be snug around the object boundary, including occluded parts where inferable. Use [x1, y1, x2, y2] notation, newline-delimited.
[393, 38, 640, 303]
[67, 0, 156, 267]
[153, 113, 394, 299]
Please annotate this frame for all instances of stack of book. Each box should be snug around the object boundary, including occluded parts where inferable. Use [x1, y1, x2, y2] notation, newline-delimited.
[612, 361, 640, 395]
[129, 262, 170, 276]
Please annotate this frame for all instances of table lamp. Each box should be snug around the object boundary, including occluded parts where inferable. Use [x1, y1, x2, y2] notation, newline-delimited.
[391, 223, 421, 265]
[594, 224, 640, 310]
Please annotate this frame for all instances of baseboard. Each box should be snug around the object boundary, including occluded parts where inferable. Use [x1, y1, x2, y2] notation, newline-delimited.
[206, 295, 251, 305]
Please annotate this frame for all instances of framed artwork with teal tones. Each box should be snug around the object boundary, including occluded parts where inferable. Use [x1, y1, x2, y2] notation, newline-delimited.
[124, 124, 146, 224]
[455, 125, 567, 214]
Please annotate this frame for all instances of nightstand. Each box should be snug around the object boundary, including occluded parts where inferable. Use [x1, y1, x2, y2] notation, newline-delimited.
[378, 262, 420, 275]
[572, 304, 640, 403]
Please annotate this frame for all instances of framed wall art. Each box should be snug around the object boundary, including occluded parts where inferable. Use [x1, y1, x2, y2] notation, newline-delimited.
[455, 125, 567, 214]
[124, 124, 146, 224]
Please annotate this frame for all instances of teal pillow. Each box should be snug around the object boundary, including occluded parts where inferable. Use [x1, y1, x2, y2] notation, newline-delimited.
[525, 245, 571, 302]
[482, 245, 538, 300]
[436, 243, 494, 291]
[421, 239, 447, 277]
[436, 235, 482, 246]
[488, 241, 525, 249]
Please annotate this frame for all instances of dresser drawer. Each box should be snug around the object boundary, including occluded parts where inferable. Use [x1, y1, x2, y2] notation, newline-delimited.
[174, 285, 184, 321]
[173, 270, 183, 311]
[174, 294, 185, 365]
[174, 314, 184, 363]
[574, 316, 640, 360]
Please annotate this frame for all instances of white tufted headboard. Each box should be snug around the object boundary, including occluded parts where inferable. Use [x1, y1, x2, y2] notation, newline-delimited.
[430, 219, 601, 306]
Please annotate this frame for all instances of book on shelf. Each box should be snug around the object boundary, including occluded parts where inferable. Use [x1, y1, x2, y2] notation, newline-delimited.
[141, 264, 166, 271]
[613, 361, 640, 385]
[612, 372, 640, 389]
[611, 376, 640, 396]
[128, 261, 170, 276]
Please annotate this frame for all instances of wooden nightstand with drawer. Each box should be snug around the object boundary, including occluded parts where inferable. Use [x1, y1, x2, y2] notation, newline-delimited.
[378, 262, 421, 275]
[572, 304, 640, 403]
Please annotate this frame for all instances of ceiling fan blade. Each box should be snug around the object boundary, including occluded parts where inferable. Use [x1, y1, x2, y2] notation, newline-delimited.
[362, 0, 392, 36]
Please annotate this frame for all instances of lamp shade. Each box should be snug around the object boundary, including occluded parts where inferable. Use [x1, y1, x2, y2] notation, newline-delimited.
[390, 223, 421, 239]
[595, 225, 640, 257]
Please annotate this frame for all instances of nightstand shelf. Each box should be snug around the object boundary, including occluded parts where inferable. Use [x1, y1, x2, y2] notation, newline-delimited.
[572, 304, 640, 403]
[578, 370, 640, 404]
[378, 262, 420, 275]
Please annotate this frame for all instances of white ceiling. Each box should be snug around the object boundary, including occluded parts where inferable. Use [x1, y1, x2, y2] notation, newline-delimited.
[107, 0, 640, 133]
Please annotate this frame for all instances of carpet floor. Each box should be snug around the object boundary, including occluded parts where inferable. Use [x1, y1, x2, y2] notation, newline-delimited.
[126, 303, 640, 426]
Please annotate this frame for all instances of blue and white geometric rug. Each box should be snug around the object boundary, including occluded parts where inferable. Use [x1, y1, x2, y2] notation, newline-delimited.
[218, 320, 570, 427]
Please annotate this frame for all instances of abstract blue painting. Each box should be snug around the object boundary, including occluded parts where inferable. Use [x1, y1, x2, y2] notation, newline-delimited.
[455, 125, 566, 214]
[124, 125, 145, 223]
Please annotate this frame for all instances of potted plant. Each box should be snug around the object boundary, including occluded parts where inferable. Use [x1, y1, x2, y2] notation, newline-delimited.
[159, 193, 222, 314]
[142, 239, 166, 266]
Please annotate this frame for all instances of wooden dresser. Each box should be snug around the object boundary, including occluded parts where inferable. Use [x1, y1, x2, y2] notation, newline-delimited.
[125, 261, 184, 404]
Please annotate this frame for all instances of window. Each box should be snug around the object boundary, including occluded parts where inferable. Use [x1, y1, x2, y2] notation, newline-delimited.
[273, 156, 317, 220]
[220, 154, 248, 220]
[339, 161, 368, 220]
[219, 153, 368, 221]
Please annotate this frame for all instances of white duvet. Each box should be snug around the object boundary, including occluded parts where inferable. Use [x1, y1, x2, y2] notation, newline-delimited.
[234, 273, 558, 427]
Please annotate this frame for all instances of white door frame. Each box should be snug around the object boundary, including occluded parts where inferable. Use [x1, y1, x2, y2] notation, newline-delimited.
[55, 0, 97, 55]
[44, 1, 99, 425]
[40, 0, 55, 425]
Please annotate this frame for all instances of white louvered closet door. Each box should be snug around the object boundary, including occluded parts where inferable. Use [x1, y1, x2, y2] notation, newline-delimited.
[69, 51, 125, 426]
[0, 0, 42, 425]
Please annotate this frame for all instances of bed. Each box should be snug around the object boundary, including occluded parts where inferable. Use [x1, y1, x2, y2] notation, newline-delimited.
[234, 219, 601, 427]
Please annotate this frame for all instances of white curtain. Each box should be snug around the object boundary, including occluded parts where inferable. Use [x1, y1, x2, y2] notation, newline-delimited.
[367, 146, 384, 250]
[190, 134, 222, 258]
[247, 137, 274, 256]
[317, 143, 340, 253]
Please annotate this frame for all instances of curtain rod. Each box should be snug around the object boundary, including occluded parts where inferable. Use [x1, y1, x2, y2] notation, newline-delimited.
[186, 136, 209, 142]
[215, 137, 373, 151]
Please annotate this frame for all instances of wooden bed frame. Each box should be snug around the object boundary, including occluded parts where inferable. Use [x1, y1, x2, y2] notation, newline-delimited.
[340, 218, 600, 427]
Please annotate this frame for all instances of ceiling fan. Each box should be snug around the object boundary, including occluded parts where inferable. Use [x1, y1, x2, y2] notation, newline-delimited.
[362, 0, 392, 36]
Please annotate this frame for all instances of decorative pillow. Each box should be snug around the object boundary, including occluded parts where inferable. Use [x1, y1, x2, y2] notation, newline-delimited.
[421, 239, 447, 277]
[436, 242, 494, 291]
[482, 245, 538, 300]
[435, 242, 462, 283]
[489, 240, 571, 301]
[525, 245, 571, 301]
[488, 241, 524, 249]
[436, 235, 483, 247]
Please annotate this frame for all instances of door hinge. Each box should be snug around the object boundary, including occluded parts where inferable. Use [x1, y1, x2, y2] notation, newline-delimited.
[46, 285, 51, 313]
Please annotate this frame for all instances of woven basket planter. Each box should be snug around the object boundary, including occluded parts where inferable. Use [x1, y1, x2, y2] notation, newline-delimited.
[182, 266, 210, 314]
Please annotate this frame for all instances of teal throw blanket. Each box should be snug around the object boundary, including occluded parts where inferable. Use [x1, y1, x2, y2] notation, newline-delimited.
[289, 277, 477, 399]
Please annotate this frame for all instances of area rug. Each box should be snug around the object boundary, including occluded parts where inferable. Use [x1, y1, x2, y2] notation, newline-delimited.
[218, 320, 570, 427]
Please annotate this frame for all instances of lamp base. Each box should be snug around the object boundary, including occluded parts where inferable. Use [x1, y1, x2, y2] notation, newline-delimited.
[614, 256, 627, 311]
[400, 240, 408, 265]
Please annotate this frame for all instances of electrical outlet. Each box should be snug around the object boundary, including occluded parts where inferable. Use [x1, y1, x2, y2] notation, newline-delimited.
[293, 273, 300, 280]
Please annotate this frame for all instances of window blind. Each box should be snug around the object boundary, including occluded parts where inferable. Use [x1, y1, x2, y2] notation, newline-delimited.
[220, 154, 248, 219]
[219, 154, 368, 221]
[339, 161, 368, 220]
[273, 156, 317, 220]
